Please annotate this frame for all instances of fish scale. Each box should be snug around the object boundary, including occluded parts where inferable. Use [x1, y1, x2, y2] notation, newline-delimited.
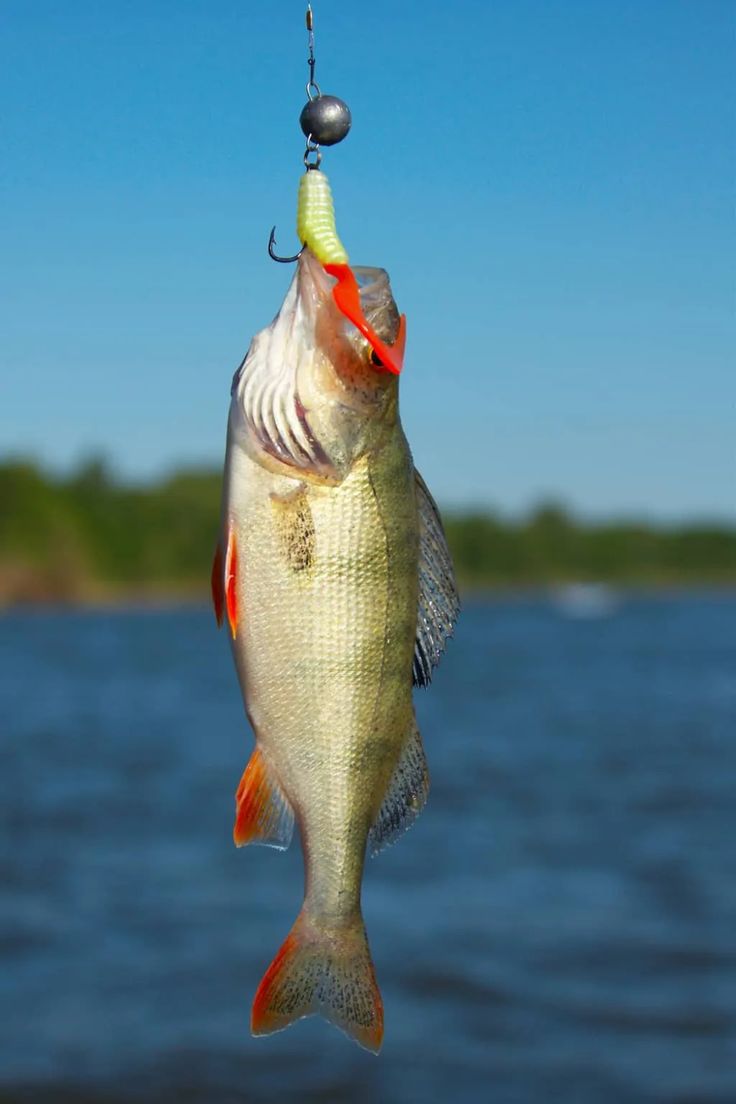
[233, 444, 416, 914]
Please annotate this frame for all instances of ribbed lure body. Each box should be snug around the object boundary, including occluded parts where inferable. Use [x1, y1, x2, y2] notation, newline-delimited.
[294, 169, 405, 376]
[296, 169, 349, 266]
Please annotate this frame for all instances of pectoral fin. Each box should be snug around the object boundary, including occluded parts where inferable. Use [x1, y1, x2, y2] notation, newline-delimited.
[369, 717, 429, 856]
[211, 541, 224, 627]
[211, 525, 239, 638]
[413, 469, 460, 687]
[234, 746, 294, 850]
[225, 527, 238, 639]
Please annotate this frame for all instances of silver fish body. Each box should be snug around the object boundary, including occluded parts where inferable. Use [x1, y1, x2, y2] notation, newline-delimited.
[213, 250, 458, 1051]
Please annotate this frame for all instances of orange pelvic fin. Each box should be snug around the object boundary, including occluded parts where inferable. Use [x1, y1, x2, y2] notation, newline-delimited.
[234, 746, 294, 850]
[251, 908, 383, 1054]
[211, 541, 224, 627]
[224, 525, 238, 639]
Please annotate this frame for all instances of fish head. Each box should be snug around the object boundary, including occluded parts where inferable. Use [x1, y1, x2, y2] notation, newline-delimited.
[230, 249, 406, 481]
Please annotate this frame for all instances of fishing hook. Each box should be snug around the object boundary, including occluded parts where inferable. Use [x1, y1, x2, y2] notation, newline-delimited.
[267, 6, 326, 263]
[268, 226, 304, 264]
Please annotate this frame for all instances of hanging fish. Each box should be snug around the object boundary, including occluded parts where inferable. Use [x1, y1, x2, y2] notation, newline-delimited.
[213, 165, 458, 1052]
[212, 10, 458, 1054]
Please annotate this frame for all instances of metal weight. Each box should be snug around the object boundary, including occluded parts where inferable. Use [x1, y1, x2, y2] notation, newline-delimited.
[299, 95, 352, 147]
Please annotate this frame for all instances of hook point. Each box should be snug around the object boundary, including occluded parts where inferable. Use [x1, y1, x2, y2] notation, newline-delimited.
[268, 226, 305, 264]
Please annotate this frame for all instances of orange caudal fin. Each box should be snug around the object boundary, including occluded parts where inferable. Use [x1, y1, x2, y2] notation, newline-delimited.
[233, 746, 294, 850]
[251, 908, 384, 1053]
[211, 541, 224, 627]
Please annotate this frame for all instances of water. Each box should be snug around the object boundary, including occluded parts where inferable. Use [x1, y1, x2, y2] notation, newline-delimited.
[1, 595, 734, 1103]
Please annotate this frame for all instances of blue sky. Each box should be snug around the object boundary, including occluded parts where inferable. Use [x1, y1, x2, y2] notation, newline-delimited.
[1, 1, 733, 519]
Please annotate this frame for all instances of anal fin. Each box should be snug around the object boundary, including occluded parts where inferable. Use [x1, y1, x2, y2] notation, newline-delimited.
[234, 746, 294, 850]
[368, 718, 429, 856]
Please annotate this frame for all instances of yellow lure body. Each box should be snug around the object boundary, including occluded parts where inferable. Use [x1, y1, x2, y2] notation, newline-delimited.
[296, 170, 349, 266]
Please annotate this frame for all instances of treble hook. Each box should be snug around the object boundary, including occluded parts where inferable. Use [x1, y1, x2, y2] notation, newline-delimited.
[268, 226, 304, 264]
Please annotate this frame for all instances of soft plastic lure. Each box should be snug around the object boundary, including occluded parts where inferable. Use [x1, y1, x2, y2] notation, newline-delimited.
[296, 167, 348, 265]
[294, 168, 406, 377]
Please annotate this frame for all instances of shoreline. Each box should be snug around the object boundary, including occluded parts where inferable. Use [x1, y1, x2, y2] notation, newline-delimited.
[2, 579, 736, 614]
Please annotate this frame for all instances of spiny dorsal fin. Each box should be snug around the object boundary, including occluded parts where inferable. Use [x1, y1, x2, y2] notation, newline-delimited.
[234, 746, 294, 851]
[369, 718, 429, 856]
[413, 469, 460, 687]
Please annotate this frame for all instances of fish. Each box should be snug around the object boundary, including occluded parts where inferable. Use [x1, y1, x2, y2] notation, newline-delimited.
[212, 214, 458, 1052]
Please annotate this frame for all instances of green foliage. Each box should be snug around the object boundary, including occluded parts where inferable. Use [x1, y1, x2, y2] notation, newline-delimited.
[444, 501, 736, 586]
[1, 460, 734, 603]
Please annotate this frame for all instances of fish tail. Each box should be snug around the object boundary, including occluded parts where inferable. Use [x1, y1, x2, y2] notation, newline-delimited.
[251, 906, 383, 1053]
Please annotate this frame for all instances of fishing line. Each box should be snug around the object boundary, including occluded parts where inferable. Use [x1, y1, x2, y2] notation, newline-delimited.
[268, 4, 352, 262]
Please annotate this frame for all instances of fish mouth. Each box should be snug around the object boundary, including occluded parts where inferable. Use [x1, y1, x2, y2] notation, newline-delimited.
[297, 251, 405, 375]
[296, 248, 334, 303]
[297, 249, 393, 303]
[352, 267, 402, 345]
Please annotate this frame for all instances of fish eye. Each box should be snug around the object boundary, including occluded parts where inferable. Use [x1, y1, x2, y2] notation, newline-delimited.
[370, 349, 384, 368]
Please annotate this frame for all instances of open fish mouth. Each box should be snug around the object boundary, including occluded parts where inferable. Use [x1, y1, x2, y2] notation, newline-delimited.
[298, 250, 405, 375]
[350, 266, 402, 349]
[298, 253, 401, 348]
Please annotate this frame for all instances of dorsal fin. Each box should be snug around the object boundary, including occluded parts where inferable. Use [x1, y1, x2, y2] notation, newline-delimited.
[369, 718, 429, 856]
[413, 470, 460, 687]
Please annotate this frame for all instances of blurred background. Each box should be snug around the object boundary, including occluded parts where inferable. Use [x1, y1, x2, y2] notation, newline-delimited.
[1, 2, 734, 1102]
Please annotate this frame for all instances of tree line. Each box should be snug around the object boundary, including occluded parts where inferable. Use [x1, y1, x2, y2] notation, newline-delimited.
[1, 458, 734, 603]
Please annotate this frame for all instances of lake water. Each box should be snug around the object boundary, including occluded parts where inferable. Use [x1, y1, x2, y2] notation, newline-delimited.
[1, 595, 734, 1103]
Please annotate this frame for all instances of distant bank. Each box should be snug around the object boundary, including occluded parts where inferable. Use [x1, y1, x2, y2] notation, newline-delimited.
[2, 459, 735, 605]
